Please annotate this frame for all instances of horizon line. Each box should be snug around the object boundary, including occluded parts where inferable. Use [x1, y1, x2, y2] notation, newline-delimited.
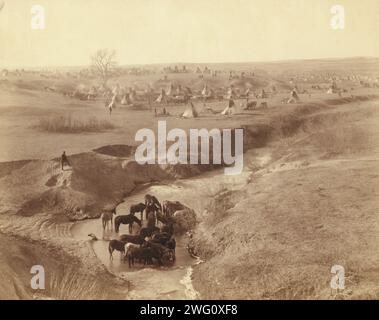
[2, 55, 379, 70]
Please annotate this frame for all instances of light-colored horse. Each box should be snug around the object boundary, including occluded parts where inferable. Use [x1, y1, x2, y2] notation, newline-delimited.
[101, 209, 116, 230]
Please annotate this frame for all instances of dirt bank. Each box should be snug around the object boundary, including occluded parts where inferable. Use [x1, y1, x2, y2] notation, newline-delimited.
[191, 98, 379, 299]
[0, 149, 223, 222]
[0, 232, 127, 299]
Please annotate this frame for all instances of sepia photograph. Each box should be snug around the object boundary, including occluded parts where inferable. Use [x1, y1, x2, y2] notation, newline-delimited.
[0, 0, 379, 302]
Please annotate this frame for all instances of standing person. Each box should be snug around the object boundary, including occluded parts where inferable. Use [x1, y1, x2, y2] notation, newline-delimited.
[108, 93, 116, 115]
[245, 88, 250, 105]
[61, 151, 71, 170]
[146, 87, 153, 111]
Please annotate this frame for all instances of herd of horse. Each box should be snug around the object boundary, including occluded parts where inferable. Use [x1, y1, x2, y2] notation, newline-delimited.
[101, 194, 182, 268]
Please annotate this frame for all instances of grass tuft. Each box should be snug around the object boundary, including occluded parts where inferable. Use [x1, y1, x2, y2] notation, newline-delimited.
[37, 115, 115, 133]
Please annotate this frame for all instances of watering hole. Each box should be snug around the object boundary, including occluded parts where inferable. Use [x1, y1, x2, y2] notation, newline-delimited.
[71, 182, 202, 299]
[71, 148, 263, 299]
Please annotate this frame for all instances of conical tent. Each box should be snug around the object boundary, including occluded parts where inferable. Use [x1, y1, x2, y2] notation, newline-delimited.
[291, 89, 299, 100]
[121, 95, 129, 105]
[156, 89, 167, 103]
[226, 87, 236, 99]
[182, 103, 198, 118]
[221, 105, 236, 115]
[182, 107, 194, 118]
[221, 99, 236, 115]
[201, 85, 208, 96]
[202, 85, 213, 98]
[166, 83, 174, 96]
[326, 88, 335, 94]
[112, 84, 120, 96]
[129, 90, 137, 102]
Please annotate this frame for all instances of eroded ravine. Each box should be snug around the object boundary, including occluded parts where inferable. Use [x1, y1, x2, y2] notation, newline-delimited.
[71, 155, 256, 299]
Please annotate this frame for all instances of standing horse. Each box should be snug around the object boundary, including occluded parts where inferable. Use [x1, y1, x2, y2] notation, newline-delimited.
[144, 194, 162, 210]
[156, 209, 175, 226]
[145, 202, 160, 221]
[130, 203, 146, 221]
[162, 200, 185, 217]
[108, 240, 126, 260]
[115, 214, 142, 233]
[147, 212, 157, 229]
[102, 209, 116, 230]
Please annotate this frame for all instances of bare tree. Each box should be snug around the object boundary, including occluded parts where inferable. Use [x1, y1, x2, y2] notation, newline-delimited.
[90, 49, 117, 87]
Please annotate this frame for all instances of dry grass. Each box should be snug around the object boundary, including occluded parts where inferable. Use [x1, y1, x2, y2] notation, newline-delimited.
[192, 100, 379, 299]
[313, 126, 370, 156]
[37, 115, 115, 133]
[48, 266, 106, 300]
[204, 188, 235, 225]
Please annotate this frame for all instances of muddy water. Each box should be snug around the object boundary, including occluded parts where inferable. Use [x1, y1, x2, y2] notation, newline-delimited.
[71, 183, 200, 299]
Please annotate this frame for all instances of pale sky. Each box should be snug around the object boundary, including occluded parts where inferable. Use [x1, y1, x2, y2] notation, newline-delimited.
[0, 0, 378, 67]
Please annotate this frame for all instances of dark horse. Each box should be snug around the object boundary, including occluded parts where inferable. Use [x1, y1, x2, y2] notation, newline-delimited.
[145, 194, 162, 210]
[145, 202, 160, 221]
[130, 202, 146, 221]
[143, 194, 162, 223]
[114, 214, 142, 233]
[119, 234, 144, 245]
